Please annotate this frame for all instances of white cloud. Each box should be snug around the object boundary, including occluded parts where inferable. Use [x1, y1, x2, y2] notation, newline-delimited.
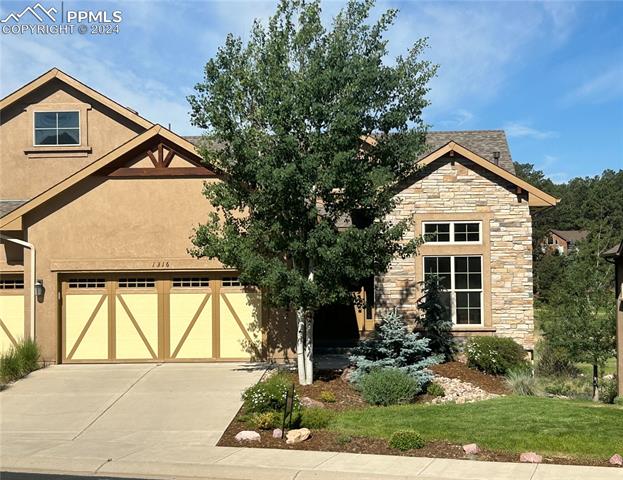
[437, 109, 474, 129]
[535, 154, 568, 184]
[504, 121, 557, 140]
[564, 65, 623, 104]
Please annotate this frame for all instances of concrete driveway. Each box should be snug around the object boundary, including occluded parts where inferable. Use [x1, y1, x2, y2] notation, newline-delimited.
[0, 363, 264, 471]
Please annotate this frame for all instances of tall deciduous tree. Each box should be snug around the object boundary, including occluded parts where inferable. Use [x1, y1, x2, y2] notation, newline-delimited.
[188, 0, 437, 384]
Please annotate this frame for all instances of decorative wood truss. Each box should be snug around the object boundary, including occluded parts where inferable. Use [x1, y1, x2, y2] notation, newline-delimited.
[108, 142, 216, 178]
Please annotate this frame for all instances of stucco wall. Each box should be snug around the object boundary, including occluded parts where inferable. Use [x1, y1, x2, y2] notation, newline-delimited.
[377, 155, 535, 349]
[0, 79, 145, 200]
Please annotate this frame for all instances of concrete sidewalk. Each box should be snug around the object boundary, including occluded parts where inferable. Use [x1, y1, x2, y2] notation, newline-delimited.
[2, 444, 622, 480]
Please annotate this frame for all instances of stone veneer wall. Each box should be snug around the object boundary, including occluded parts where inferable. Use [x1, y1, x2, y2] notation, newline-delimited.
[376, 155, 535, 349]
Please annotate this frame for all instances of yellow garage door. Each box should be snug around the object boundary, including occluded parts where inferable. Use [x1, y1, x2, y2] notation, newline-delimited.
[61, 274, 261, 363]
[0, 276, 25, 354]
[219, 277, 262, 359]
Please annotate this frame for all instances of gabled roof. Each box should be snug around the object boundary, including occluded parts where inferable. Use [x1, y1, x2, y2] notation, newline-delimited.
[0, 200, 28, 218]
[0, 68, 153, 129]
[415, 141, 559, 207]
[602, 241, 623, 259]
[549, 229, 589, 243]
[0, 125, 216, 230]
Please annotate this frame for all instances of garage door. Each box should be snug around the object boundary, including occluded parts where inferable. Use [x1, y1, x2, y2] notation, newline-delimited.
[0, 276, 25, 354]
[61, 274, 261, 363]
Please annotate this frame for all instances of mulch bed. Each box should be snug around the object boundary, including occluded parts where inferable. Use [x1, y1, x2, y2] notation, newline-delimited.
[431, 361, 511, 395]
[217, 363, 613, 467]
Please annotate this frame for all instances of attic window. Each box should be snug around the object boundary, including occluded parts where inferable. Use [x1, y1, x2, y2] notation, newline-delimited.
[34, 111, 80, 146]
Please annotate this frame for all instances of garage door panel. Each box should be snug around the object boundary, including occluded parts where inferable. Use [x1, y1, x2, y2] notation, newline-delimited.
[219, 292, 261, 359]
[0, 296, 25, 354]
[66, 294, 109, 360]
[115, 294, 158, 360]
[169, 292, 212, 359]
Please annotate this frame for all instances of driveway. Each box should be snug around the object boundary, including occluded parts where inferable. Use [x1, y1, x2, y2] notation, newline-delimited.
[0, 363, 264, 470]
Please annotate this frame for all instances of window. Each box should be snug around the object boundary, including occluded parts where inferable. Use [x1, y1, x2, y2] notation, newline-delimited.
[172, 277, 210, 288]
[118, 278, 155, 288]
[68, 278, 105, 289]
[34, 111, 80, 146]
[0, 279, 24, 289]
[424, 256, 483, 325]
[423, 221, 481, 244]
[222, 277, 241, 287]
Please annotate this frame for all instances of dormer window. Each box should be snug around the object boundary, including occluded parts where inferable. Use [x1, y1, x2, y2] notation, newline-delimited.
[34, 111, 80, 146]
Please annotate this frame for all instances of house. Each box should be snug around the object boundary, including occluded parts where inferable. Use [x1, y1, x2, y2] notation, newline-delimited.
[0, 69, 558, 364]
[602, 241, 623, 397]
[541, 229, 589, 255]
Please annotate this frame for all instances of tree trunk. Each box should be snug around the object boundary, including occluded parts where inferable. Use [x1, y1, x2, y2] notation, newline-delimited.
[296, 307, 307, 384]
[592, 364, 599, 402]
[304, 313, 314, 385]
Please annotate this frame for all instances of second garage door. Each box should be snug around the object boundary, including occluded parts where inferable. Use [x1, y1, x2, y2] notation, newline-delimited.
[62, 274, 261, 363]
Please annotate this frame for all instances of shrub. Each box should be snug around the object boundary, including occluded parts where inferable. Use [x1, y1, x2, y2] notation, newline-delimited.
[505, 369, 540, 396]
[0, 348, 21, 383]
[349, 310, 441, 385]
[388, 430, 425, 451]
[16, 339, 40, 375]
[300, 407, 334, 429]
[417, 276, 456, 360]
[465, 337, 527, 375]
[426, 382, 445, 397]
[534, 339, 579, 377]
[539, 376, 591, 399]
[614, 396, 623, 406]
[599, 377, 618, 404]
[242, 372, 298, 414]
[319, 390, 336, 403]
[359, 368, 421, 406]
[249, 411, 281, 430]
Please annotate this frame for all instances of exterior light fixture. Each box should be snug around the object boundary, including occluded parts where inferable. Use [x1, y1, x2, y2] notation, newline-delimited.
[35, 279, 44, 298]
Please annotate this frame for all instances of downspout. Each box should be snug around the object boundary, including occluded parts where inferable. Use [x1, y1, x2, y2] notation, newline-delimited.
[0, 234, 36, 341]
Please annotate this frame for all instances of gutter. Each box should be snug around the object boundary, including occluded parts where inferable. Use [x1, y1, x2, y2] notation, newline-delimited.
[0, 234, 35, 341]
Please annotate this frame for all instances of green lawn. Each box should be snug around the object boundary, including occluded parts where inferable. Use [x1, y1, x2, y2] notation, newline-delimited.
[577, 357, 617, 376]
[331, 396, 623, 460]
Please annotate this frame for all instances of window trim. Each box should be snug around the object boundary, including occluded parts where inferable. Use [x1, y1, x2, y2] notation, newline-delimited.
[422, 221, 482, 245]
[423, 255, 484, 327]
[33, 110, 81, 147]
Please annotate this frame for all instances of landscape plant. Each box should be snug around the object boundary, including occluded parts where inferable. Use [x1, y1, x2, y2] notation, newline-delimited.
[348, 310, 440, 384]
[358, 368, 422, 406]
[599, 377, 618, 405]
[0, 339, 41, 384]
[188, 0, 437, 384]
[465, 336, 527, 375]
[426, 382, 445, 397]
[300, 407, 335, 429]
[533, 338, 579, 378]
[242, 372, 298, 413]
[417, 275, 455, 360]
[249, 411, 282, 430]
[388, 430, 425, 451]
[505, 369, 540, 396]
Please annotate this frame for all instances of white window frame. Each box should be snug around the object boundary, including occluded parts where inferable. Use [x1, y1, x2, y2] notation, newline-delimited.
[422, 221, 482, 245]
[33, 110, 81, 147]
[423, 255, 484, 326]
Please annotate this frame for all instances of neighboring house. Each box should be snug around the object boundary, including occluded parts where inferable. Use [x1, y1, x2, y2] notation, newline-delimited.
[0, 69, 558, 364]
[602, 241, 623, 397]
[541, 229, 589, 255]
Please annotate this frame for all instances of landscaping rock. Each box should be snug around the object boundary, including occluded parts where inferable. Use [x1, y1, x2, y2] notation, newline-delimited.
[463, 443, 480, 455]
[609, 454, 623, 466]
[272, 428, 283, 439]
[340, 367, 354, 383]
[234, 430, 261, 442]
[300, 396, 324, 408]
[286, 428, 311, 444]
[428, 375, 499, 405]
[520, 452, 542, 463]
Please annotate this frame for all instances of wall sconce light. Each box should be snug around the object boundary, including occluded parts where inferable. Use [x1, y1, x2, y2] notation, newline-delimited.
[35, 279, 44, 298]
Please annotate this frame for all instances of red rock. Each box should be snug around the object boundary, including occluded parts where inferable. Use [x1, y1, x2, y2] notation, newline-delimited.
[463, 443, 480, 455]
[520, 452, 542, 463]
[609, 454, 623, 466]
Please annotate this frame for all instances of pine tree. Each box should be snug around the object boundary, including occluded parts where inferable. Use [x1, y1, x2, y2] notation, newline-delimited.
[349, 310, 441, 386]
[418, 276, 455, 361]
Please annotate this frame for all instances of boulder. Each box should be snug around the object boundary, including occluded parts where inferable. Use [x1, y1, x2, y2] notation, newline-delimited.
[463, 443, 480, 455]
[609, 454, 623, 466]
[286, 428, 311, 444]
[520, 452, 542, 463]
[272, 428, 283, 439]
[234, 430, 261, 442]
[300, 396, 324, 408]
[340, 367, 354, 383]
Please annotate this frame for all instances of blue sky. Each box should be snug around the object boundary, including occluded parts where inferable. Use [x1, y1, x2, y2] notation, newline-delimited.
[1, 0, 622, 182]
